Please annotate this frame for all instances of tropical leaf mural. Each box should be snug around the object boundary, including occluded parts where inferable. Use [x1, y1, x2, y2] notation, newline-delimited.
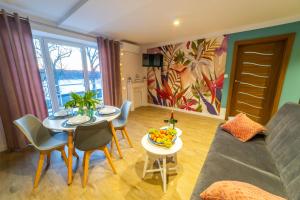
[147, 35, 228, 115]
[168, 69, 182, 92]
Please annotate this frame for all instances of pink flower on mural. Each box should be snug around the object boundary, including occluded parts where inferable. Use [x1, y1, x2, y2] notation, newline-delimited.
[155, 80, 189, 107]
[178, 96, 197, 111]
[155, 81, 173, 103]
[147, 79, 155, 86]
[215, 35, 228, 56]
[202, 72, 224, 104]
[186, 41, 191, 49]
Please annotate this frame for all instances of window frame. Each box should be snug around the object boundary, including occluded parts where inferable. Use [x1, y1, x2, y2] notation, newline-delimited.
[33, 36, 101, 113]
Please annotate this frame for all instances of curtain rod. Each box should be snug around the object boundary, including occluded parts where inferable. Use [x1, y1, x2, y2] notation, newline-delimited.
[0, 9, 97, 39]
[0, 9, 29, 21]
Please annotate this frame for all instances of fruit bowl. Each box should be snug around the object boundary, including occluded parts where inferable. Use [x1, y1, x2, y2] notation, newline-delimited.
[148, 128, 177, 148]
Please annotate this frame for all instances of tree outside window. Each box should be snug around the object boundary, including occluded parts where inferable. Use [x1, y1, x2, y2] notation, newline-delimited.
[33, 37, 102, 113]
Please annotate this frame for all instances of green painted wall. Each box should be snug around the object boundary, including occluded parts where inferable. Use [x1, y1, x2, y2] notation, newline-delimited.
[222, 21, 300, 108]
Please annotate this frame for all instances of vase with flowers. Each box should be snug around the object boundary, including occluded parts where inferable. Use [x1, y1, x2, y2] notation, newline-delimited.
[64, 91, 100, 117]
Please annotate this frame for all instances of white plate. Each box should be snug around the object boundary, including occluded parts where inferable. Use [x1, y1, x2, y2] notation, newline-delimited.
[67, 115, 90, 125]
[96, 103, 104, 109]
[54, 110, 69, 117]
[99, 107, 116, 115]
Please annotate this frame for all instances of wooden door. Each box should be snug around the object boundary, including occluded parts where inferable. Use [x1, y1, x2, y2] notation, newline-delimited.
[226, 34, 295, 124]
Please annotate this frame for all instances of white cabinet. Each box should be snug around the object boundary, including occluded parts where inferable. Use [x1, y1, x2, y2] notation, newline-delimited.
[127, 80, 147, 111]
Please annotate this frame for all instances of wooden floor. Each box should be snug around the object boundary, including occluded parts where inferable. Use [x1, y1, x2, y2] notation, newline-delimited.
[0, 106, 223, 200]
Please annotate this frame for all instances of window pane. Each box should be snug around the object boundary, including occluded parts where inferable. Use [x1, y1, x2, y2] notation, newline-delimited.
[48, 42, 85, 107]
[86, 47, 102, 99]
[33, 38, 53, 114]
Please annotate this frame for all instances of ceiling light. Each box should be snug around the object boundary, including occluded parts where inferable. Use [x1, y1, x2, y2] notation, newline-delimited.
[173, 19, 180, 26]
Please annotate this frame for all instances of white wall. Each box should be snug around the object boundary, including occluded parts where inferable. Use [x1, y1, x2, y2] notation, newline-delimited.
[32, 24, 97, 46]
[120, 42, 147, 101]
[0, 117, 7, 152]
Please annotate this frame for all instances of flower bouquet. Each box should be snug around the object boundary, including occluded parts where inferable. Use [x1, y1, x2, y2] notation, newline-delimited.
[64, 91, 100, 117]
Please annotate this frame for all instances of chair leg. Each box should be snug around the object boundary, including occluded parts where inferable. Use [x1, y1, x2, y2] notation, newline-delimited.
[59, 148, 68, 167]
[73, 149, 79, 159]
[82, 151, 91, 187]
[122, 127, 133, 147]
[110, 140, 114, 155]
[46, 152, 51, 166]
[109, 122, 123, 158]
[82, 152, 86, 168]
[121, 130, 125, 139]
[34, 152, 45, 188]
[103, 146, 117, 174]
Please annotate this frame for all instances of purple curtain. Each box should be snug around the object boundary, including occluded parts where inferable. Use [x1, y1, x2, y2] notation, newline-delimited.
[0, 11, 48, 151]
[97, 37, 122, 107]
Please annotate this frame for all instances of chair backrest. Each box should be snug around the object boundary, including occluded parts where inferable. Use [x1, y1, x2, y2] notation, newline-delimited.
[14, 114, 51, 149]
[74, 120, 112, 151]
[265, 103, 300, 200]
[119, 101, 132, 123]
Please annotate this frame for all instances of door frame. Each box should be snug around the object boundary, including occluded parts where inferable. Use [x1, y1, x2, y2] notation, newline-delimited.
[225, 33, 295, 120]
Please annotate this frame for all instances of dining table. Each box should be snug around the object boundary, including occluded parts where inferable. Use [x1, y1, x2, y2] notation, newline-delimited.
[42, 105, 122, 185]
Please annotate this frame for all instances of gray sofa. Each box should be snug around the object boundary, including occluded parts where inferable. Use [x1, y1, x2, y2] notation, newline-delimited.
[191, 103, 300, 200]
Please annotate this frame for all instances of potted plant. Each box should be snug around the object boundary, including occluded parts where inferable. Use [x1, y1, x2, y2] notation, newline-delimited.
[64, 91, 100, 117]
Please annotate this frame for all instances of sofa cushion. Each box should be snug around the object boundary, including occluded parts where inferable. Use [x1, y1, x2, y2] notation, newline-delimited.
[221, 113, 266, 142]
[190, 152, 287, 200]
[266, 103, 300, 200]
[200, 181, 285, 200]
[210, 126, 280, 175]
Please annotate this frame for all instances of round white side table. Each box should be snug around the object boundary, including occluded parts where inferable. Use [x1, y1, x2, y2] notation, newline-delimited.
[141, 134, 183, 192]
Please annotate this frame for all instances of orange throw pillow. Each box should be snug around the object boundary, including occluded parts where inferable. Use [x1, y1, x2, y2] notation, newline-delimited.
[221, 113, 266, 142]
[200, 181, 286, 200]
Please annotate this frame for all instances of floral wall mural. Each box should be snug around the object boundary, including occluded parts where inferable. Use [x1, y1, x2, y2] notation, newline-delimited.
[147, 35, 228, 115]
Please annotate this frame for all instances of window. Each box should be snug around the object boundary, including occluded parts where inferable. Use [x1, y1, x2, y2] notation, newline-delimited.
[33, 38, 53, 112]
[86, 47, 102, 99]
[33, 37, 102, 115]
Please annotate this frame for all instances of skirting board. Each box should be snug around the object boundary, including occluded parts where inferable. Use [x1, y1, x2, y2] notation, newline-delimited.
[147, 103, 226, 120]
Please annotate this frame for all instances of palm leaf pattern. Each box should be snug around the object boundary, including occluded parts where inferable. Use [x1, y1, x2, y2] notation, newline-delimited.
[168, 69, 182, 92]
[147, 36, 227, 116]
[201, 38, 220, 61]
[159, 43, 182, 82]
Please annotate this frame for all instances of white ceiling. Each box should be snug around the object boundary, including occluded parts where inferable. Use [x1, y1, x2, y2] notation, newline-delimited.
[0, 0, 82, 22]
[1, 0, 300, 45]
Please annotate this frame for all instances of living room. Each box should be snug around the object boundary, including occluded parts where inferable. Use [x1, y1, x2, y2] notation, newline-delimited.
[0, 0, 300, 200]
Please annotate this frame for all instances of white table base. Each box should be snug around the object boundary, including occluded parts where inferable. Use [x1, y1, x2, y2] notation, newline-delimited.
[142, 153, 178, 192]
[141, 134, 182, 192]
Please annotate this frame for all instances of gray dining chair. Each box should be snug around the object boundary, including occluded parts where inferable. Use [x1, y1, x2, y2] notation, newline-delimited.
[14, 114, 68, 188]
[74, 120, 117, 187]
[112, 101, 133, 147]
